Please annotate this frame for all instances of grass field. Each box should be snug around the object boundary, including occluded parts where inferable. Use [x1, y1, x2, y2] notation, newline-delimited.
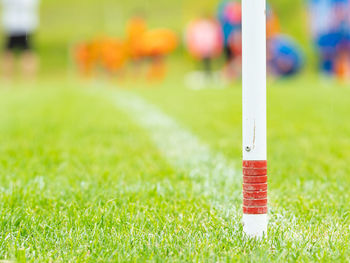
[0, 76, 350, 262]
[0, 0, 349, 261]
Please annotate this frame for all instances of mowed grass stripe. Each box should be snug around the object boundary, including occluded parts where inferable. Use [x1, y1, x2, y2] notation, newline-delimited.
[98, 86, 350, 252]
[97, 87, 242, 208]
[131, 79, 350, 259]
[0, 85, 264, 262]
[0, 86, 220, 261]
[1, 82, 349, 261]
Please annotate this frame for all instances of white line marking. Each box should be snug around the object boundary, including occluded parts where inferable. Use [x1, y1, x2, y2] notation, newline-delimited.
[87, 86, 350, 243]
[94, 88, 241, 214]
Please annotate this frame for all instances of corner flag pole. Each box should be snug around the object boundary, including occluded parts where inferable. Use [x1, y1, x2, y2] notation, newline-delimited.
[242, 0, 268, 238]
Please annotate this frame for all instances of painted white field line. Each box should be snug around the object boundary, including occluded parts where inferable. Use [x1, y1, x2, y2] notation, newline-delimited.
[87, 87, 349, 244]
[84, 87, 350, 246]
[90, 87, 241, 214]
[92, 87, 282, 224]
[116, 90, 241, 201]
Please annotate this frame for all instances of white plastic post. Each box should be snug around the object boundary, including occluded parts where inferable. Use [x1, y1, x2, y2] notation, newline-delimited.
[242, 0, 267, 238]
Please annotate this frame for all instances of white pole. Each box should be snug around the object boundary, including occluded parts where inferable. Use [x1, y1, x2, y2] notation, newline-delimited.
[242, 0, 267, 238]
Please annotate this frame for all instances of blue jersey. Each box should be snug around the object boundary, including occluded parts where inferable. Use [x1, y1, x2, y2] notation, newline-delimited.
[268, 35, 304, 77]
[309, 0, 350, 37]
[309, 0, 350, 64]
[217, 0, 241, 46]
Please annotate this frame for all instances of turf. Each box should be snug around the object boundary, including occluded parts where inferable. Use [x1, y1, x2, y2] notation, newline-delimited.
[0, 77, 349, 262]
[0, 0, 348, 261]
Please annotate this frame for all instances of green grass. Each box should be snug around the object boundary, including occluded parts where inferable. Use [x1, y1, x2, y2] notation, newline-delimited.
[0, 0, 348, 261]
[0, 77, 350, 261]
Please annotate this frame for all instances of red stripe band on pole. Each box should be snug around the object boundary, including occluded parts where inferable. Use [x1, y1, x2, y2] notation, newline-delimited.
[243, 160, 268, 215]
[243, 168, 267, 176]
[243, 206, 268, 214]
[243, 198, 268, 207]
[243, 183, 267, 192]
[243, 191, 267, 199]
[243, 175, 267, 184]
[243, 160, 267, 169]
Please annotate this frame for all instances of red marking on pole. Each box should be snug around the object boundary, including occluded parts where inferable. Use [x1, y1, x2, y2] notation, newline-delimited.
[243, 160, 267, 169]
[243, 175, 267, 184]
[243, 183, 267, 192]
[243, 191, 267, 199]
[243, 160, 268, 214]
[243, 206, 268, 214]
[243, 198, 267, 207]
[243, 168, 267, 176]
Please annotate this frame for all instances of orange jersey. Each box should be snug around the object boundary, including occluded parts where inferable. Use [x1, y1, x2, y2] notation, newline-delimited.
[74, 43, 91, 64]
[335, 52, 350, 81]
[127, 17, 147, 59]
[74, 43, 95, 76]
[266, 12, 280, 38]
[140, 29, 178, 57]
[99, 38, 128, 71]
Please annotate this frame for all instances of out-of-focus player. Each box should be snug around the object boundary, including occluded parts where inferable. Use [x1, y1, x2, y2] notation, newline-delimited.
[185, 18, 223, 76]
[1, 0, 40, 80]
[309, 0, 350, 80]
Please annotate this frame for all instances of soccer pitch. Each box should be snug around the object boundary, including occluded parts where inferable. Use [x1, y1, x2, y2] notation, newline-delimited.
[0, 77, 349, 261]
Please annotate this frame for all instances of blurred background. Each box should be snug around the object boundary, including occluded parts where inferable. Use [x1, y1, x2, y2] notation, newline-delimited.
[0, 0, 316, 80]
[1, 0, 350, 83]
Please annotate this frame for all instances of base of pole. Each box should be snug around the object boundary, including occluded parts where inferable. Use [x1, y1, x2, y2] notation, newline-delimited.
[243, 214, 267, 238]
